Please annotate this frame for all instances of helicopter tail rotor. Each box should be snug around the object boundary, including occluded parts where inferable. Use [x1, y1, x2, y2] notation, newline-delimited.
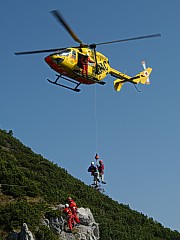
[142, 60, 150, 84]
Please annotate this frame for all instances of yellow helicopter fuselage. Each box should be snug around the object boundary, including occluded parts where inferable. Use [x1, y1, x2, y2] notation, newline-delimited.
[44, 47, 110, 84]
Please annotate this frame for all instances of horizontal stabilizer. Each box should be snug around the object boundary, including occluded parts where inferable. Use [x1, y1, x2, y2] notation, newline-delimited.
[114, 79, 124, 92]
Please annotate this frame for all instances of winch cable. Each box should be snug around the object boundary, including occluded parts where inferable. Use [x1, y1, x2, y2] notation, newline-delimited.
[94, 84, 98, 154]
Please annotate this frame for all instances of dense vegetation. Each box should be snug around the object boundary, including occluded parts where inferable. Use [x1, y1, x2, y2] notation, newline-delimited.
[0, 129, 180, 240]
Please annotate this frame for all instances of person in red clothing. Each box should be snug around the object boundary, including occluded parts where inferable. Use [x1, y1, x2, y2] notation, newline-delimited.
[98, 159, 106, 184]
[63, 203, 74, 231]
[80, 53, 95, 77]
[67, 197, 80, 224]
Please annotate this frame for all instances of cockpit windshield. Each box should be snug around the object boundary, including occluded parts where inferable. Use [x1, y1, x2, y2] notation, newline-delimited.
[56, 49, 71, 56]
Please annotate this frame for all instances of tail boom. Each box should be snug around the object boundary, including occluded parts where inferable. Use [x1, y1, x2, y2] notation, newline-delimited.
[110, 66, 152, 92]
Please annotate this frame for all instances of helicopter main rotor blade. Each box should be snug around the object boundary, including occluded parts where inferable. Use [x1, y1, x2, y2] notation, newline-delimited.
[94, 33, 161, 46]
[51, 10, 83, 45]
[14, 47, 67, 55]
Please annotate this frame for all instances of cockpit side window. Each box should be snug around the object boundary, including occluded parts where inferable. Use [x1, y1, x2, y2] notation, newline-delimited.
[71, 50, 76, 59]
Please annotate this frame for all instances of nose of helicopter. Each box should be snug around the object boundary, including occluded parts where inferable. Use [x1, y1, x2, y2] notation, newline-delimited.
[44, 55, 58, 70]
[44, 55, 64, 66]
[44, 55, 64, 74]
[44, 56, 53, 65]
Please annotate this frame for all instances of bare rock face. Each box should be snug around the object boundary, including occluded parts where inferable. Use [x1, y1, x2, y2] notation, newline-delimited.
[46, 207, 100, 240]
[74, 208, 99, 240]
[7, 223, 35, 240]
[78, 208, 96, 226]
[19, 223, 35, 240]
[7, 207, 100, 240]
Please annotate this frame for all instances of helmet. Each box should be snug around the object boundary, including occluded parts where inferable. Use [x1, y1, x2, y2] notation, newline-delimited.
[67, 197, 72, 201]
[99, 160, 103, 164]
[65, 204, 69, 208]
[91, 161, 95, 165]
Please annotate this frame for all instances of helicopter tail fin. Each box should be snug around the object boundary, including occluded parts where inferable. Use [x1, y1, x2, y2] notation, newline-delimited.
[131, 67, 152, 85]
[114, 79, 124, 92]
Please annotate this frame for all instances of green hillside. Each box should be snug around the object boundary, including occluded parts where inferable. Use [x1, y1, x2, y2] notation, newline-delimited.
[0, 129, 180, 240]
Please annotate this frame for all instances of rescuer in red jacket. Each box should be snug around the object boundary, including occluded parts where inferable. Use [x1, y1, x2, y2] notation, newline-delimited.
[63, 203, 74, 231]
[67, 197, 80, 224]
[81, 53, 95, 77]
[98, 160, 106, 184]
[95, 154, 106, 184]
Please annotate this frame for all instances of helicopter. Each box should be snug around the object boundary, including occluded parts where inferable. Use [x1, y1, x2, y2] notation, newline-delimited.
[14, 10, 161, 92]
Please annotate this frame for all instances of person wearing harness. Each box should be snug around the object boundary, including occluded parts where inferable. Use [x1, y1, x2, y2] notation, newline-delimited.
[81, 53, 95, 77]
[63, 204, 74, 232]
[95, 153, 106, 184]
[87, 161, 100, 186]
[98, 159, 106, 184]
[67, 197, 80, 225]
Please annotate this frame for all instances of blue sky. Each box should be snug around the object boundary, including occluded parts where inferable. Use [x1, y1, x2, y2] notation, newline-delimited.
[1, 0, 180, 232]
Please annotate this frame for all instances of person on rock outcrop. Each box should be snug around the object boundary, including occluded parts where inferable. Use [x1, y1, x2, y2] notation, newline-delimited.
[67, 197, 80, 225]
[63, 203, 74, 232]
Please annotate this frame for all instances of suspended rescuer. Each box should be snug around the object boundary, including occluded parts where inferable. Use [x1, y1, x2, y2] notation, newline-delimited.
[98, 159, 106, 184]
[95, 153, 106, 184]
[87, 161, 100, 186]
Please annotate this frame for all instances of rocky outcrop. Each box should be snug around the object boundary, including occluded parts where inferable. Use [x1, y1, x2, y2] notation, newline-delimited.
[45, 206, 100, 240]
[19, 223, 35, 240]
[7, 223, 35, 240]
[7, 207, 99, 240]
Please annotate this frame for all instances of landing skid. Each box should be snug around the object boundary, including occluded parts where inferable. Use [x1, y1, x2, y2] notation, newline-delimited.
[47, 74, 81, 92]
